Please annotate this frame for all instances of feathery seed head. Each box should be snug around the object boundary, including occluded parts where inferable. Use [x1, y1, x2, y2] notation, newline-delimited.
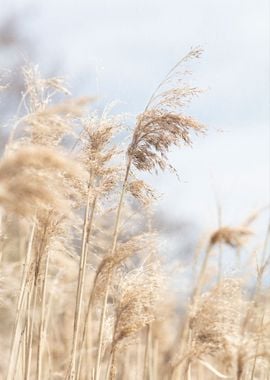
[0, 146, 85, 217]
[209, 226, 253, 249]
[112, 263, 162, 351]
[127, 179, 157, 205]
[128, 48, 206, 173]
[20, 65, 91, 146]
[190, 278, 244, 358]
[128, 111, 205, 172]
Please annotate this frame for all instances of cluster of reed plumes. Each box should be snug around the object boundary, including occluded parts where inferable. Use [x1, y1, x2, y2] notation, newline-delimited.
[0, 49, 269, 380]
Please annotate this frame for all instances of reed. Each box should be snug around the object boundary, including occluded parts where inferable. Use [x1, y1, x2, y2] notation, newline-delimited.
[0, 50, 268, 380]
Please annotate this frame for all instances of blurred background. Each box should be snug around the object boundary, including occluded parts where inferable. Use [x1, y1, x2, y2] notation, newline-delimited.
[0, 0, 269, 259]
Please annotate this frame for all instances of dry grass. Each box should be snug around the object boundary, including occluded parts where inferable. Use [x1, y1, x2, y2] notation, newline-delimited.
[0, 50, 269, 380]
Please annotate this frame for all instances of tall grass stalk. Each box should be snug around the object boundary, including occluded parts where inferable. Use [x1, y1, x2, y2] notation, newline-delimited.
[94, 160, 131, 380]
[36, 251, 50, 380]
[6, 222, 36, 380]
[68, 182, 93, 380]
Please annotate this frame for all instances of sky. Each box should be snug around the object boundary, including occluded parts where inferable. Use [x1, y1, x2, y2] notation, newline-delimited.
[0, 0, 269, 233]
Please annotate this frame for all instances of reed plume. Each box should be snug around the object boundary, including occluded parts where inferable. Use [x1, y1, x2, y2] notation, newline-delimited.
[128, 48, 205, 174]
[210, 226, 253, 249]
[109, 263, 162, 380]
[0, 146, 84, 217]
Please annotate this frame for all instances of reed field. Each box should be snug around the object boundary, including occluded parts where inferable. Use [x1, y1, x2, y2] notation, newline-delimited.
[0, 48, 269, 380]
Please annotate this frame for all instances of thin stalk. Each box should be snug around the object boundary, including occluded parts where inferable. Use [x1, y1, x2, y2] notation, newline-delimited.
[107, 311, 119, 380]
[171, 245, 212, 377]
[122, 349, 131, 379]
[187, 362, 192, 380]
[79, 316, 92, 380]
[0, 212, 3, 264]
[36, 251, 50, 380]
[148, 328, 154, 380]
[182, 330, 192, 380]
[192, 244, 212, 302]
[94, 159, 132, 380]
[237, 224, 270, 378]
[14, 326, 25, 380]
[94, 281, 110, 380]
[250, 308, 265, 379]
[143, 325, 151, 380]
[153, 339, 159, 380]
[68, 182, 93, 380]
[25, 219, 49, 380]
[105, 351, 113, 380]
[111, 159, 131, 254]
[25, 277, 38, 380]
[76, 195, 98, 375]
[109, 348, 117, 380]
[136, 335, 143, 380]
[170, 341, 194, 379]
[24, 290, 31, 379]
[22, 325, 27, 379]
[6, 222, 36, 380]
